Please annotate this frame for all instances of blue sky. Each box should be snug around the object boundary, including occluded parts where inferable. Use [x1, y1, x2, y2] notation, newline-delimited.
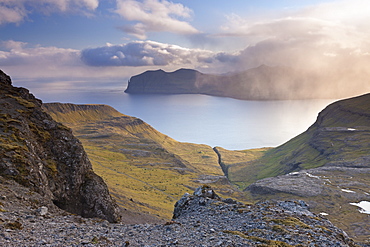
[1, 0, 370, 96]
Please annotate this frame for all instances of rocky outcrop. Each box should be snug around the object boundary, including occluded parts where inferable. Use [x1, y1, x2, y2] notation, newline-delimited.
[0, 186, 359, 246]
[171, 186, 357, 246]
[0, 70, 120, 222]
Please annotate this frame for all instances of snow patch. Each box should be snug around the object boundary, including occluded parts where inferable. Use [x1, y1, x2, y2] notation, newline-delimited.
[341, 189, 355, 193]
[350, 201, 370, 214]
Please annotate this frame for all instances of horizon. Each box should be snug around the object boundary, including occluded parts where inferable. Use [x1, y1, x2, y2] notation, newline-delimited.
[1, 0, 370, 101]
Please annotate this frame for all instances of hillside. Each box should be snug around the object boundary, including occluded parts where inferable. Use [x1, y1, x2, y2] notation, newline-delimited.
[217, 93, 370, 242]
[43, 103, 246, 220]
[125, 65, 366, 100]
[0, 70, 120, 222]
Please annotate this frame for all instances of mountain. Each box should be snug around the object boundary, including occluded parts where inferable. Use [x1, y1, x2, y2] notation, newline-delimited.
[125, 65, 368, 100]
[43, 102, 246, 220]
[0, 70, 120, 223]
[1, 68, 366, 245]
[217, 93, 370, 242]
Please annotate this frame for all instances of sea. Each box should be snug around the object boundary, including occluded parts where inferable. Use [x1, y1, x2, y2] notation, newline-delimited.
[19, 83, 336, 150]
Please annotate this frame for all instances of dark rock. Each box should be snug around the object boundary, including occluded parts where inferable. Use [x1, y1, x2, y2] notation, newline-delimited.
[0, 70, 120, 222]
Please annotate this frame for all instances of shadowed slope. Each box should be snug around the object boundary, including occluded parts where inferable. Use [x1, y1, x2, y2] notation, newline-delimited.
[0, 70, 120, 223]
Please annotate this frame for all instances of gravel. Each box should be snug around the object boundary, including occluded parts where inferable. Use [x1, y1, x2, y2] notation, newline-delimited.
[0, 185, 362, 247]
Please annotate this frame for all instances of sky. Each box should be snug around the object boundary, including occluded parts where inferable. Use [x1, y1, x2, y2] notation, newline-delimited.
[1, 0, 370, 97]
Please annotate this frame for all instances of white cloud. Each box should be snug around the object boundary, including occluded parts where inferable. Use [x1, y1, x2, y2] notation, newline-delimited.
[81, 40, 215, 67]
[0, 0, 99, 24]
[0, 40, 80, 67]
[0, 40, 88, 80]
[0, 4, 26, 25]
[115, 0, 199, 39]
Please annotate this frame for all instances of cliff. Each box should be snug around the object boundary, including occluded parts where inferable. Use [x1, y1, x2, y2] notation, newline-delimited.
[0, 70, 120, 222]
[125, 65, 363, 100]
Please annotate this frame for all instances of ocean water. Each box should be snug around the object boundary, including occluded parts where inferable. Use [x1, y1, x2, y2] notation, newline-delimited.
[23, 85, 335, 150]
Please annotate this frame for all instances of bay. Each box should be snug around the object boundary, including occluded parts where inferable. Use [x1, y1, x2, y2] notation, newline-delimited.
[21, 84, 335, 150]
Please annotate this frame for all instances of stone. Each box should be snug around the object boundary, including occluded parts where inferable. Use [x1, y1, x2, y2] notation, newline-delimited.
[36, 206, 48, 216]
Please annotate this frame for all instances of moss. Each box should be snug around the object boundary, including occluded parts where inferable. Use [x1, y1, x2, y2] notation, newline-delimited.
[271, 217, 311, 229]
[91, 236, 99, 244]
[90, 236, 111, 244]
[45, 159, 58, 176]
[0, 143, 19, 151]
[223, 230, 293, 247]
[29, 122, 51, 141]
[5, 220, 23, 230]
[272, 225, 289, 233]
[6, 94, 36, 108]
[316, 225, 332, 234]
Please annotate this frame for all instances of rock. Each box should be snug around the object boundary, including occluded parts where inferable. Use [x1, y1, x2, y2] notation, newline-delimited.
[246, 171, 325, 197]
[193, 185, 220, 199]
[0, 186, 360, 246]
[36, 206, 48, 216]
[0, 70, 120, 223]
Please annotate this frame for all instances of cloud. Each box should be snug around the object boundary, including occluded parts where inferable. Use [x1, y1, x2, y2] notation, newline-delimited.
[81, 40, 215, 67]
[115, 0, 199, 39]
[216, 0, 370, 72]
[0, 0, 99, 24]
[0, 40, 91, 81]
[0, 40, 81, 67]
[0, 4, 26, 25]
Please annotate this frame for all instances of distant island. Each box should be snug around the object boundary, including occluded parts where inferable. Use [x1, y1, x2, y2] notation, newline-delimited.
[125, 65, 367, 100]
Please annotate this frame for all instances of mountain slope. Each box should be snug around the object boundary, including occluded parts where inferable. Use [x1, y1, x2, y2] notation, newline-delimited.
[217, 93, 370, 242]
[43, 103, 246, 220]
[0, 70, 120, 223]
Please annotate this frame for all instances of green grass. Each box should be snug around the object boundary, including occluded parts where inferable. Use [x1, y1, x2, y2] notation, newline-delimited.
[44, 103, 248, 219]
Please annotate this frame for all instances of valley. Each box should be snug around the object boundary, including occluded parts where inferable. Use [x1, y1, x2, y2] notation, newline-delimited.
[43, 103, 246, 221]
[44, 94, 370, 243]
[1, 68, 369, 245]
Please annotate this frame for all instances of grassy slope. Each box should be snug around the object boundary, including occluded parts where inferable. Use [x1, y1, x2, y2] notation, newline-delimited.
[215, 94, 370, 243]
[43, 103, 245, 220]
[221, 93, 370, 190]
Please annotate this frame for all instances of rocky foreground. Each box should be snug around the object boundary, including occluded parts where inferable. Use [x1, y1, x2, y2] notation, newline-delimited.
[1, 184, 360, 247]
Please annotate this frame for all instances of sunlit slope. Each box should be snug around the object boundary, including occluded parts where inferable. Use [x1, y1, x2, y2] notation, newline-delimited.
[215, 93, 370, 242]
[43, 103, 245, 220]
[219, 93, 370, 190]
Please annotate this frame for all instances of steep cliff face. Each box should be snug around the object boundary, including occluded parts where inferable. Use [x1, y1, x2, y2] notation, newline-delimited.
[125, 68, 202, 94]
[125, 65, 363, 100]
[0, 70, 120, 222]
